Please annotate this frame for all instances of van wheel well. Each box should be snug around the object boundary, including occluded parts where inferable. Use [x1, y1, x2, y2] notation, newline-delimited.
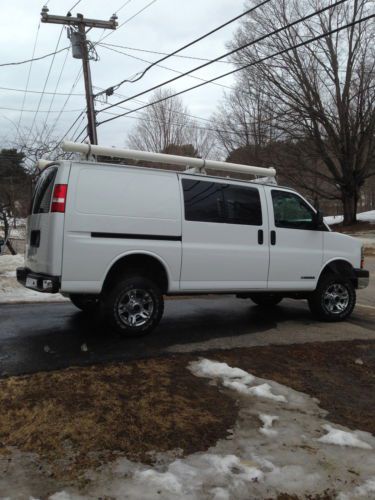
[102, 254, 169, 294]
[319, 260, 356, 285]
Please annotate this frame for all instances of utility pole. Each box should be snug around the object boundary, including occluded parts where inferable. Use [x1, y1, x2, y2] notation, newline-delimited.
[41, 6, 118, 145]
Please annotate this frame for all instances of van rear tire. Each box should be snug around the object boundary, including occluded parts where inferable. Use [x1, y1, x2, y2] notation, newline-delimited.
[103, 275, 164, 336]
[69, 294, 100, 313]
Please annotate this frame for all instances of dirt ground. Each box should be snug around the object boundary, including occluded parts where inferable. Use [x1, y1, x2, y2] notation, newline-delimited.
[0, 340, 374, 497]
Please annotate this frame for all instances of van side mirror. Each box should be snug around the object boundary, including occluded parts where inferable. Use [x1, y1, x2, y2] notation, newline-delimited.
[313, 210, 324, 228]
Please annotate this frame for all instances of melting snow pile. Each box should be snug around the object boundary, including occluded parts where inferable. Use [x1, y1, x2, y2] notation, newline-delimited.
[38, 358, 375, 500]
[0, 255, 67, 303]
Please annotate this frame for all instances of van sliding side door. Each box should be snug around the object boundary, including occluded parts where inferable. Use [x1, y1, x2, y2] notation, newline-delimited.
[179, 177, 269, 291]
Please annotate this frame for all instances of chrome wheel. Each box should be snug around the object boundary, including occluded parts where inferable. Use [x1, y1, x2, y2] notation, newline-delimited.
[322, 283, 350, 315]
[117, 288, 154, 327]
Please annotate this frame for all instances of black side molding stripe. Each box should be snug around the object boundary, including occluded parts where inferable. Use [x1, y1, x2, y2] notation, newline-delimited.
[91, 232, 182, 242]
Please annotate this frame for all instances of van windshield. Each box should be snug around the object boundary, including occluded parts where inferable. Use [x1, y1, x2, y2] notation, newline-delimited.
[32, 166, 57, 214]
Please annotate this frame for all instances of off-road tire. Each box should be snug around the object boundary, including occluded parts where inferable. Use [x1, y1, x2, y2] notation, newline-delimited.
[308, 273, 356, 322]
[103, 275, 164, 336]
[249, 294, 283, 307]
[69, 294, 100, 313]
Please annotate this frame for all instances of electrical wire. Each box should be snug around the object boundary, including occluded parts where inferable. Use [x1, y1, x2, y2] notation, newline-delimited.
[96, 0, 271, 95]
[98, 0, 350, 113]
[99, 109, 274, 138]
[0, 86, 85, 96]
[94, 0, 159, 47]
[41, 46, 71, 135]
[98, 43, 234, 91]
[0, 46, 69, 67]
[99, 42, 232, 64]
[15, 21, 41, 144]
[69, 0, 82, 11]
[0, 106, 83, 113]
[114, 0, 135, 15]
[97, 11, 374, 127]
[48, 68, 84, 145]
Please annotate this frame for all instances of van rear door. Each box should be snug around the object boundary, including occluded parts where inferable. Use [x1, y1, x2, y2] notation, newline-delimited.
[25, 162, 70, 277]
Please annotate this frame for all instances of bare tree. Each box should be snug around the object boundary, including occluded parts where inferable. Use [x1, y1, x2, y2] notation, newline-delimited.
[212, 73, 281, 160]
[0, 149, 30, 254]
[227, 0, 375, 224]
[127, 88, 216, 158]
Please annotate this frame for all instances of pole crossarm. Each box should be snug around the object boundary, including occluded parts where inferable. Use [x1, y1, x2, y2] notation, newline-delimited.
[41, 13, 118, 30]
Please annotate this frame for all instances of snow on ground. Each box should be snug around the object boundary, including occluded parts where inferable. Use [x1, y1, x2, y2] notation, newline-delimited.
[318, 424, 372, 450]
[0, 255, 67, 303]
[325, 210, 375, 226]
[37, 359, 375, 500]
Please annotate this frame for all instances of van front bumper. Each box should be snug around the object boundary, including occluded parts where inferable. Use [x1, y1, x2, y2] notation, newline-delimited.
[16, 267, 60, 293]
[354, 269, 369, 289]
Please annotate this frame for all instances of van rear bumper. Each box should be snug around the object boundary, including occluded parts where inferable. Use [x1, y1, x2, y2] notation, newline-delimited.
[354, 268, 369, 289]
[16, 267, 60, 293]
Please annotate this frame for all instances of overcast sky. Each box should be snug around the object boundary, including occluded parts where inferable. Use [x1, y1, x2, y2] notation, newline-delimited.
[0, 0, 243, 150]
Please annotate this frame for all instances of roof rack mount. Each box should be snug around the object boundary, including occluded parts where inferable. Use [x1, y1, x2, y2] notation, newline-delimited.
[61, 141, 276, 178]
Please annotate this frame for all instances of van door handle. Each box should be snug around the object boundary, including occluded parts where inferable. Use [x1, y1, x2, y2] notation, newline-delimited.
[270, 230, 276, 245]
[258, 229, 264, 245]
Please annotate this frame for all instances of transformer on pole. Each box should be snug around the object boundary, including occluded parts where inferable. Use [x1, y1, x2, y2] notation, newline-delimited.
[40, 6, 118, 145]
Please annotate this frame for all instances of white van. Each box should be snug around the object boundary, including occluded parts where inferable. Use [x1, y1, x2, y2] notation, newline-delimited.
[17, 142, 369, 335]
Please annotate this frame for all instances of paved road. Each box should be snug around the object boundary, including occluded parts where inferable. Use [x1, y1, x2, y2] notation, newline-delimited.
[0, 259, 374, 376]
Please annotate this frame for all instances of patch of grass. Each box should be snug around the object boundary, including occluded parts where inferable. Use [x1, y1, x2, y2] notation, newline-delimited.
[0, 357, 237, 480]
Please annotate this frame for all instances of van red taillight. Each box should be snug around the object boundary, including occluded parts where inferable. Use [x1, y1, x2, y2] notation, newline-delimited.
[51, 184, 68, 213]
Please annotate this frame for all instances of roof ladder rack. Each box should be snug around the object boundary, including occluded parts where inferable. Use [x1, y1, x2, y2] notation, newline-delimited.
[61, 141, 277, 179]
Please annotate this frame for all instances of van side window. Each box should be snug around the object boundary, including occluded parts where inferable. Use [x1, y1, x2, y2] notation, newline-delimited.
[182, 179, 262, 226]
[182, 179, 224, 223]
[271, 190, 315, 230]
[33, 167, 57, 214]
[223, 185, 262, 226]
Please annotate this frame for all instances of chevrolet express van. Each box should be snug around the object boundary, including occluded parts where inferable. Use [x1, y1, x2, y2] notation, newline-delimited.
[17, 142, 369, 335]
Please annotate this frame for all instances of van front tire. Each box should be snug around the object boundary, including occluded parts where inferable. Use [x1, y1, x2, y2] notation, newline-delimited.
[103, 275, 164, 336]
[308, 274, 356, 322]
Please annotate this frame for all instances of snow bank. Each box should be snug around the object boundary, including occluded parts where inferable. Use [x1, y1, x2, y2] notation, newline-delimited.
[0, 255, 68, 304]
[189, 359, 285, 402]
[325, 209, 375, 226]
[42, 359, 375, 500]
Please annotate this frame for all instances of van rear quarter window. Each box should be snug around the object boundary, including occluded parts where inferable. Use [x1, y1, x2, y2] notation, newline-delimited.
[32, 167, 57, 214]
[182, 178, 262, 225]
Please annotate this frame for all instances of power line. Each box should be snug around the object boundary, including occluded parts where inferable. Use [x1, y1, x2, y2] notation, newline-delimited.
[41, 46, 71, 135]
[98, 43, 234, 91]
[99, 109, 274, 138]
[0, 46, 69, 67]
[48, 69, 84, 145]
[97, 11, 373, 127]
[114, 0, 135, 14]
[26, 27, 65, 145]
[96, 0, 271, 95]
[69, 0, 83, 11]
[98, 0, 350, 114]
[99, 42, 232, 64]
[0, 106, 83, 113]
[15, 21, 41, 144]
[96, 0, 159, 46]
[0, 85, 85, 96]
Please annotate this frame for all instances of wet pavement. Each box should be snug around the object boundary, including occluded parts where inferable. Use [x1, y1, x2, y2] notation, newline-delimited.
[0, 293, 374, 377]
